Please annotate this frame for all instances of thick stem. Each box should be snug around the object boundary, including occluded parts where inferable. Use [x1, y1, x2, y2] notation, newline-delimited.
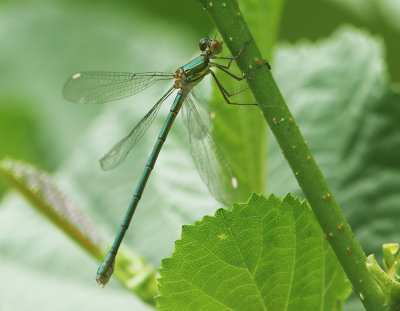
[197, 0, 385, 309]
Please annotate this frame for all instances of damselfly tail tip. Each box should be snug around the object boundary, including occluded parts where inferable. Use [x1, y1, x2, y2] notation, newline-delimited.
[94, 279, 105, 288]
[96, 256, 115, 286]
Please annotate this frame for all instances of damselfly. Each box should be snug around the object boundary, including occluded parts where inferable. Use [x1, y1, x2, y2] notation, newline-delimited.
[63, 38, 260, 285]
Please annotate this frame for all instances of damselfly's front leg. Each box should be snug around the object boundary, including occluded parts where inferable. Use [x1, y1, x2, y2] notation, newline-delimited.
[209, 70, 256, 106]
[210, 40, 272, 106]
[212, 40, 251, 70]
[213, 39, 272, 73]
[213, 57, 271, 81]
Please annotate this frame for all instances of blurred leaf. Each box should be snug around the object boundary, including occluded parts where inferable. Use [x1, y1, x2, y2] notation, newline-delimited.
[0, 193, 154, 311]
[157, 194, 350, 311]
[327, 0, 400, 31]
[0, 100, 44, 196]
[279, 0, 400, 81]
[0, 0, 207, 179]
[270, 25, 399, 254]
[0, 158, 103, 259]
[113, 248, 159, 305]
[325, 0, 400, 82]
[0, 261, 154, 311]
[241, 0, 285, 59]
[0, 158, 159, 305]
[268, 26, 400, 309]
[129, 0, 212, 33]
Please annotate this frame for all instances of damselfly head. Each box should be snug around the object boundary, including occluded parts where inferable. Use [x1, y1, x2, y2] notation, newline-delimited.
[198, 38, 209, 51]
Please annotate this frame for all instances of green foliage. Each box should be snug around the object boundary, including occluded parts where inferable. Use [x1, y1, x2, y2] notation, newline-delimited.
[0, 0, 399, 310]
[208, 0, 285, 203]
[157, 194, 350, 311]
[279, 0, 400, 81]
[0, 158, 158, 305]
[366, 254, 400, 308]
[269, 27, 400, 260]
[365, 244, 400, 309]
[0, 100, 47, 195]
[266, 26, 400, 311]
[0, 158, 103, 259]
[267, 29, 400, 310]
[199, 1, 385, 308]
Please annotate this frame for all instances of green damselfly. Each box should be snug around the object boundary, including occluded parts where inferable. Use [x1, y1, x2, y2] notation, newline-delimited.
[64, 38, 262, 285]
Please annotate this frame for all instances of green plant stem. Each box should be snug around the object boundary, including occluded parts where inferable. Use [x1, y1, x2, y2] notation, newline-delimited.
[197, 0, 385, 309]
[210, 0, 284, 203]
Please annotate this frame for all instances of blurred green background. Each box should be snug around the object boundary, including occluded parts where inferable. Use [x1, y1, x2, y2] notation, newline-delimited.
[1, 0, 399, 310]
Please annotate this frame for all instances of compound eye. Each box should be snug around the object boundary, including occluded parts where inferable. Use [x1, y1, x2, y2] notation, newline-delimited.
[199, 38, 209, 51]
[210, 40, 222, 54]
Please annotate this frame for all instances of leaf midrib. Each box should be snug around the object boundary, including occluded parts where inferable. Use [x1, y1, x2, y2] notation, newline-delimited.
[220, 211, 269, 311]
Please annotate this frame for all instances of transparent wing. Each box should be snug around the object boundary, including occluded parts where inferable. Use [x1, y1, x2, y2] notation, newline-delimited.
[63, 71, 174, 104]
[100, 86, 176, 170]
[182, 94, 237, 205]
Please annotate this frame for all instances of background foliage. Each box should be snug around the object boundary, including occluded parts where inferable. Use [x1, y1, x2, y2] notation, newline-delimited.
[0, 0, 399, 310]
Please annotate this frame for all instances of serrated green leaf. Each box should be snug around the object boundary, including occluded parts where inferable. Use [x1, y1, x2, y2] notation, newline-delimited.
[157, 194, 350, 311]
